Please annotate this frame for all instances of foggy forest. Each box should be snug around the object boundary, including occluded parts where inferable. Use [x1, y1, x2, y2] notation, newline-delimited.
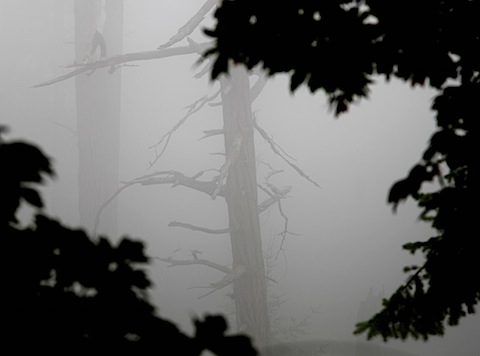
[1, 1, 479, 355]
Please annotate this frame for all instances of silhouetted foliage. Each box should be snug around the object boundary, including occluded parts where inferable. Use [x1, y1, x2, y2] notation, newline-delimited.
[0, 125, 257, 355]
[203, 0, 480, 341]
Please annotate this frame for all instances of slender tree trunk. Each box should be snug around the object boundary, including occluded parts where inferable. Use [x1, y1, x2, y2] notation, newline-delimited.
[220, 66, 271, 347]
[74, 0, 123, 237]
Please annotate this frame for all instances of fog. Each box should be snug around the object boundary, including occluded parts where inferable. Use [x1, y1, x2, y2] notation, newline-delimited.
[1, 1, 479, 355]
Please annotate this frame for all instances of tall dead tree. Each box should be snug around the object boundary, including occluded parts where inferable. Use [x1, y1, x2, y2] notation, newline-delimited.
[219, 67, 271, 343]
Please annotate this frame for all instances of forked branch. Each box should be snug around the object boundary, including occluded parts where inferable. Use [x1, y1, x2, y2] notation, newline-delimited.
[149, 90, 221, 167]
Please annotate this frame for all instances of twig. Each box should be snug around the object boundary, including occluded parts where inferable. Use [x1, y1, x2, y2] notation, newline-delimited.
[254, 117, 321, 188]
[148, 90, 221, 167]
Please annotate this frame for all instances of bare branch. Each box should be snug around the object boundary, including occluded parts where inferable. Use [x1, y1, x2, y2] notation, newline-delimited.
[157, 256, 231, 274]
[257, 174, 292, 213]
[258, 160, 283, 176]
[250, 70, 269, 103]
[193, 56, 213, 79]
[148, 90, 221, 167]
[255, 116, 297, 161]
[158, 0, 219, 49]
[33, 42, 213, 88]
[257, 185, 291, 214]
[168, 221, 230, 234]
[199, 128, 224, 140]
[92, 180, 136, 237]
[157, 255, 276, 294]
[132, 170, 224, 198]
[257, 167, 300, 259]
[93, 169, 224, 234]
[185, 90, 222, 113]
[274, 198, 301, 260]
[190, 265, 247, 299]
[254, 117, 321, 188]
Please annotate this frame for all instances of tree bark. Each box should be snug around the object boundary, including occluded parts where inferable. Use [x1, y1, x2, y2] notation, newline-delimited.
[220, 66, 271, 347]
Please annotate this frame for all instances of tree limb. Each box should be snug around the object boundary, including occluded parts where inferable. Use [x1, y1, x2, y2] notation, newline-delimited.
[157, 256, 231, 274]
[257, 185, 291, 214]
[158, 0, 220, 49]
[132, 170, 224, 198]
[199, 129, 224, 140]
[33, 42, 213, 88]
[254, 116, 320, 188]
[250, 69, 268, 103]
[168, 221, 230, 234]
[189, 265, 247, 299]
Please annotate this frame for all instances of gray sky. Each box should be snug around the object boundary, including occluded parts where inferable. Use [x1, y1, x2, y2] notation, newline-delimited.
[1, 1, 479, 355]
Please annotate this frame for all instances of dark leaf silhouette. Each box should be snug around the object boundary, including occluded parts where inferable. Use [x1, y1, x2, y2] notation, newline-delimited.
[19, 187, 43, 208]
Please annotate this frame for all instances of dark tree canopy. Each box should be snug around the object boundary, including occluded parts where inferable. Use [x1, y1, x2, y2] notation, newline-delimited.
[203, 0, 480, 341]
[204, 0, 479, 115]
[0, 126, 257, 355]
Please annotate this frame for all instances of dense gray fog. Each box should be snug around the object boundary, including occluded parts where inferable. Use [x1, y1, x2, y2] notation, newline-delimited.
[1, 1, 479, 355]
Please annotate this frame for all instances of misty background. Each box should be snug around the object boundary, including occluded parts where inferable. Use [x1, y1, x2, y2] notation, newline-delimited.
[1, 1, 479, 355]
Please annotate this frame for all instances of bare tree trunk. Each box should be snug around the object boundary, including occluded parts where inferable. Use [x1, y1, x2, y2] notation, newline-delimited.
[220, 66, 271, 347]
[74, 0, 122, 237]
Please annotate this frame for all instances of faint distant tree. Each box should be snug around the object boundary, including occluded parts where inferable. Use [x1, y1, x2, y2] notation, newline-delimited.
[74, 0, 123, 237]
[202, 0, 480, 341]
[35, 1, 319, 348]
